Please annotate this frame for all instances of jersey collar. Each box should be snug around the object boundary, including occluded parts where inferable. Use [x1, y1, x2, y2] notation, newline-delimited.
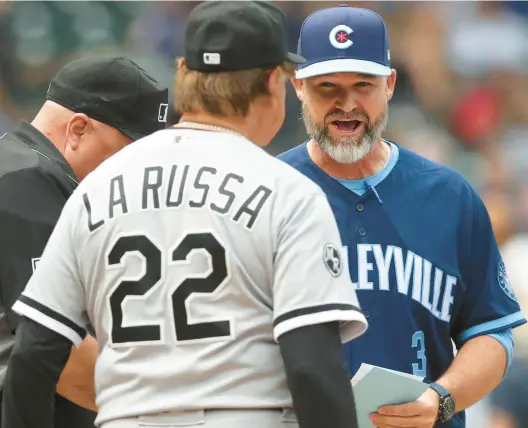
[13, 120, 78, 183]
[300, 139, 399, 200]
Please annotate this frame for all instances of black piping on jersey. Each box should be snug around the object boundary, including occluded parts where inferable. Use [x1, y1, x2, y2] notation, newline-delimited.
[26, 147, 79, 186]
[274, 303, 362, 327]
[8, 120, 78, 183]
[17, 295, 87, 340]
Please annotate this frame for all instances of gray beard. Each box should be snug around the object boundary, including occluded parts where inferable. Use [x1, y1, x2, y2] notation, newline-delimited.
[302, 103, 389, 164]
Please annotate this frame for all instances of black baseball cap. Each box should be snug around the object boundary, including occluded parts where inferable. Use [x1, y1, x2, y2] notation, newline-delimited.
[184, 1, 305, 72]
[46, 56, 169, 141]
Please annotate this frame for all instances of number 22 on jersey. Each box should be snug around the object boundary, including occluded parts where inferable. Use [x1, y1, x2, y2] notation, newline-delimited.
[107, 232, 233, 346]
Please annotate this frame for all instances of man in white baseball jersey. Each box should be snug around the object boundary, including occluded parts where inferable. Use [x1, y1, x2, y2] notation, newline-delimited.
[2, 2, 368, 428]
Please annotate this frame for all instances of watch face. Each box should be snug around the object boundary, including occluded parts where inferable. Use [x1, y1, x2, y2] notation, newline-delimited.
[442, 396, 456, 420]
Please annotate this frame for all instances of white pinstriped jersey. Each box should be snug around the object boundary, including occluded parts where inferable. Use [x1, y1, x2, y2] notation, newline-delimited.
[13, 128, 368, 425]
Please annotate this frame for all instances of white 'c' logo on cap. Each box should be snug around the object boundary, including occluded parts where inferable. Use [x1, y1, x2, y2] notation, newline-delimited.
[329, 25, 353, 49]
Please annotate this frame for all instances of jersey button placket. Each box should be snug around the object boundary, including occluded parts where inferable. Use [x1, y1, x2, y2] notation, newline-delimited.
[356, 202, 366, 236]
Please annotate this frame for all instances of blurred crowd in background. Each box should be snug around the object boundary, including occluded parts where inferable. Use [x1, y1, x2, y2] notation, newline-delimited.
[0, 1, 527, 426]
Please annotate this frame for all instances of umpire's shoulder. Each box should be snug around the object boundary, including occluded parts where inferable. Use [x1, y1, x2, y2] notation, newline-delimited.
[0, 165, 70, 229]
[0, 149, 60, 202]
[0, 132, 40, 179]
[0, 129, 74, 194]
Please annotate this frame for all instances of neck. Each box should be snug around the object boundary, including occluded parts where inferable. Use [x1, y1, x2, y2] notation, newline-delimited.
[31, 104, 66, 155]
[307, 138, 390, 180]
[177, 112, 266, 146]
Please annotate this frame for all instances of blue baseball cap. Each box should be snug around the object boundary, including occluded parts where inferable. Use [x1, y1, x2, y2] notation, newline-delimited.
[296, 5, 391, 79]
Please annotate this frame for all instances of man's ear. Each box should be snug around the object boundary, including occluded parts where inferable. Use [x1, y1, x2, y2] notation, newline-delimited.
[386, 69, 397, 101]
[177, 57, 185, 71]
[66, 113, 90, 151]
[267, 66, 284, 96]
[290, 76, 304, 102]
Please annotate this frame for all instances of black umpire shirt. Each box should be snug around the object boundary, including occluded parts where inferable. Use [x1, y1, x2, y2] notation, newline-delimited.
[0, 120, 96, 428]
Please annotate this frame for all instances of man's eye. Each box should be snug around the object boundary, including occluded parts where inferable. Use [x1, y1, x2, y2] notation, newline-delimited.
[356, 82, 372, 88]
[319, 82, 336, 88]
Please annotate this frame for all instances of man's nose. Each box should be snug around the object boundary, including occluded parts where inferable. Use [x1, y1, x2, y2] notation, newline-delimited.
[336, 92, 358, 112]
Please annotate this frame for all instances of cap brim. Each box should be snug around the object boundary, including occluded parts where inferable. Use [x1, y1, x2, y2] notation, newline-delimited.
[286, 52, 306, 65]
[118, 128, 147, 142]
[296, 59, 391, 79]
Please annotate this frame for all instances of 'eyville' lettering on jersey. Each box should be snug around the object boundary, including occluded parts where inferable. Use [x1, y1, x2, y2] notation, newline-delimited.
[350, 243, 456, 323]
[82, 164, 273, 233]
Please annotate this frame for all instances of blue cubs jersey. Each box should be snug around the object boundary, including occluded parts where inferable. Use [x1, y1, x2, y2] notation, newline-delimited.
[279, 141, 527, 428]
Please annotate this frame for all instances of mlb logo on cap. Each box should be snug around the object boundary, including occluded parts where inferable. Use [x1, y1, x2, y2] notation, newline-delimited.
[296, 5, 391, 79]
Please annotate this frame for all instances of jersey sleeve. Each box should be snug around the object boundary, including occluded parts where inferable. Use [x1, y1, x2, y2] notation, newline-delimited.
[0, 168, 68, 331]
[272, 191, 368, 343]
[452, 188, 527, 348]
[11, 192, 88, 347]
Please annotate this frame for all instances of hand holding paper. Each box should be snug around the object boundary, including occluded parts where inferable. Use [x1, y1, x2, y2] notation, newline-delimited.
[351, 364, 431, 428]
[370, 387, 440, 428]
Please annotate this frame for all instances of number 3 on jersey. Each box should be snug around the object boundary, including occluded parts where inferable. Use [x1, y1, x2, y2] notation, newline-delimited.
[412, 330, 427, 377]
[107, 232, 232, 345]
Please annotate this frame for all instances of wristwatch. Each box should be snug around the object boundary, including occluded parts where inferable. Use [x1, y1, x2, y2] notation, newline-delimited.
[428, 382, 456, 423]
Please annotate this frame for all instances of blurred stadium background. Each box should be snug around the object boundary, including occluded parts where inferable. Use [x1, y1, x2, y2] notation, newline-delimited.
[0, 1, 527, 426]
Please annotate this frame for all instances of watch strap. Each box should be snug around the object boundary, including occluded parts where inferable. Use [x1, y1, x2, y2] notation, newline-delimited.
[429, 382, 450, 398]
[429, 382, 455, 423]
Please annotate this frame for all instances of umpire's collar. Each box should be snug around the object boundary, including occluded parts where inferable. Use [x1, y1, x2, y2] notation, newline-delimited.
[13, 120, 78, 183]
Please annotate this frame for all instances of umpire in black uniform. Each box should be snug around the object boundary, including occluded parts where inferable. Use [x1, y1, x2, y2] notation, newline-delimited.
[0, 56, 168, 427]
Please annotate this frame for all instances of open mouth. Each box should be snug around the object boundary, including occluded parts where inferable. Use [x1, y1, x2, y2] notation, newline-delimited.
[330, 119, 363, 133]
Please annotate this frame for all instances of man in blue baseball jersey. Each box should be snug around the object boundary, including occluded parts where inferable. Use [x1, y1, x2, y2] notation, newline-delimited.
[279, 5, 527, 428]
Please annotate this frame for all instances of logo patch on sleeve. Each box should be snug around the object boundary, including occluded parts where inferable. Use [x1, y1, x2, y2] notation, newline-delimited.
[323, 244, 343, 277]
[498, 260, 518, 302]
